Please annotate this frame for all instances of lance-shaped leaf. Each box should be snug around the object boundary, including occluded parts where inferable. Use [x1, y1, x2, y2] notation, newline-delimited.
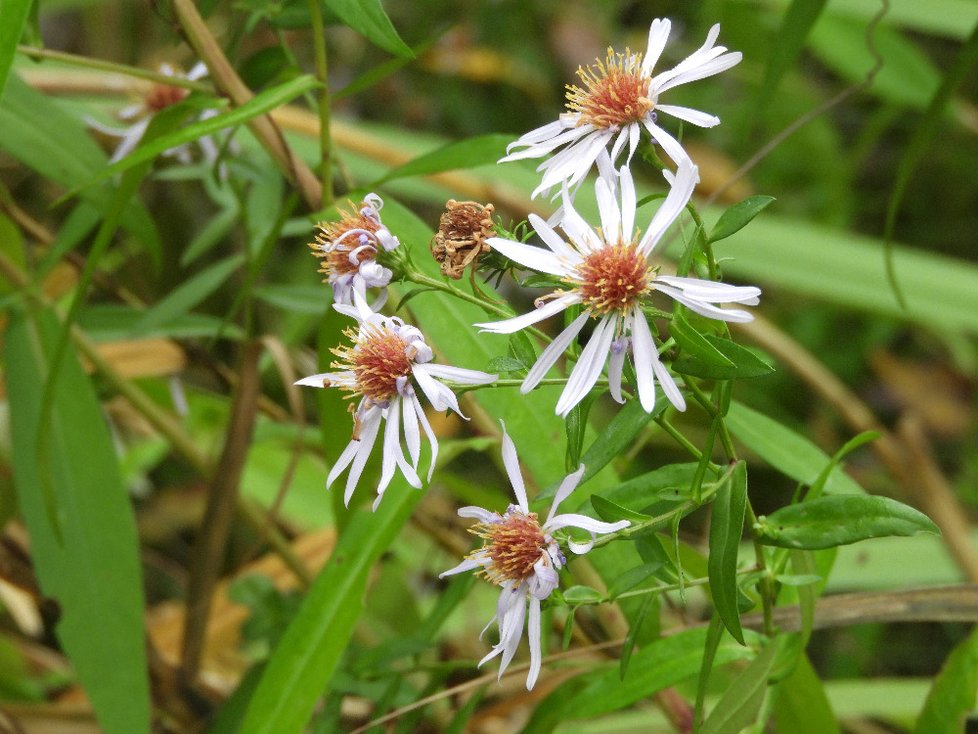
[755, 495, 940, 550]
[6, 308, 149, 734]
[325, 0, 413, 58]
[708, 460, 748, 644]
[708, 195, 776, 243]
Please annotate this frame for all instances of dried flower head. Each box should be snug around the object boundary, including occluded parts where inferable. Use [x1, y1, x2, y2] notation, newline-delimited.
[430, 200, 496, 279]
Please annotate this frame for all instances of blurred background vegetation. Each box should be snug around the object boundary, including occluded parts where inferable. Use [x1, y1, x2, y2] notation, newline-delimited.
[1, 0, 977, 731]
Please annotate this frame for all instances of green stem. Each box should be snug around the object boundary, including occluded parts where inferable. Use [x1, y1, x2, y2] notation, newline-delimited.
[685, 202, 718, 280]
[17, 45, 212, 92]
[746, 501, 775, 636]
[306, 0, 333, 208]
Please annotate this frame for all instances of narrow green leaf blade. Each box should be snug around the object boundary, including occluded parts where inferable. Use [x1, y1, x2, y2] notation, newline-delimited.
[773, 654, 841, 734]
[579, 398, 664, 485]
[755, 495, 940, 550]
[670, 308, 735, 367]
[133, 254, 245, 334]
[701, 638, 778, 734]
[726, 402, 865, 495]
[325, 0, 413, 57]
[672, 334, 774, 379]
[370, 133, 510, 185]
[0, 1, 33, 101]
[755, 0, 828, 116]
[239, 482, 421, 734]
[6, 308, 149, 734]
[913, 626, 978, 734]
[563, 627, 758, 719]
[708, 195, 776, 244]
[708, 460, 748, 644]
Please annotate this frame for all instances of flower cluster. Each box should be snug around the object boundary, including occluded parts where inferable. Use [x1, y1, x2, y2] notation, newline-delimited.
[298, 17, 757, 691]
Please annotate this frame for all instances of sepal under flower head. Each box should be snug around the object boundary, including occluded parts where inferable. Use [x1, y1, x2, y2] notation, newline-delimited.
[296, 294, 496, 508]
[310, 193, 400, 307]
[440, 423, 629, 689]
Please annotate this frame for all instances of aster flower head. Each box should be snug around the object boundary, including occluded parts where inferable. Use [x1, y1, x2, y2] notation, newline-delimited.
[310, 193, 400, 307]
[296, 294, 496, 509]
[87, 62, 223, 165]
[501, 19, 742, 199]
[476, 160, 761, 417]
[440, 423, 629, 690]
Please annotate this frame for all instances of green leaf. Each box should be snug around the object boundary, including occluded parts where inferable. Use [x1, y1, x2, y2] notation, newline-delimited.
[590, 495, 652, 524]
[0, 0, 33, 101]
[565, 390, 599, 470]
[708, 461, 748, 644]
[708, 195, 776, 243]
[913, 626, 978, 734]
[563, 627, 758, 719]
[579, 399, 664, 485]
[619, 593, 656, 680]
[808, 430, 879, 501]
[325, 0, 413, 58]
[239, 481, 421, 734]
[755, 495, 940, 550]
[562, 585, 603, 604]
[6, 308, 149, 734]
[74, 75, 320, 192]
[670, 308, 735, 368]
[726, 402, 865, 495]
[608, 563, 661, 599]
[508, 331, 537, 370]
[672, 334, 774, 379]
[701, 638, 778, 734]
[132, 255, 245, 335]
[755, 0, 828, 116]
[884, 18, 978, 309]
[486, 355, 525, 373]
[370, 133, 510, 186]
[0, 74, 161, 253]
[772, 654, 841, 734]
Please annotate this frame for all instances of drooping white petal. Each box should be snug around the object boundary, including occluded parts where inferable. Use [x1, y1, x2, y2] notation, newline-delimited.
[402, 393, 421, 469]
[655, 276, 761, 304]
[376, 398, 402, 495]
[495, 589, 527, 677]
[326, 436, 360, 490]
[656, 51, 742, 94]
[485, 237, 569, 277]
[501, 123, 594, 162]
[630, 307, 659, 413]
[412, 393, 439, 482]
[655, 103, 721, 128]
[656, 285, 755, 322]
[608, 338, 627, 404]
[546, 513, 631, 536]
[546, 464, 586, 525]
[619, 165, 637, 238]
[501, 120, 573, 157]
[652, 356, 686, 411]
[413, 365, 464, 416]
[638, 159, 698, 256]
[343, 405, 383, 506]
[641, 119, 691, 167]
[526, 597, 543, 690]
[555, 313, 618, 417]
[475, 292, 581, 334]
[500, 420, 529, 513]
[559, 187, 604, 253]
[521, 311, 591, 393]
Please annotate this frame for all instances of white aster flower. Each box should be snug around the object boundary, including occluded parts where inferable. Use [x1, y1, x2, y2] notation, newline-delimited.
[501, 18, 742, 198]
[87, 62, 223, 165]
[296, 294, 496, 509]
[476, 161, 761, 417]
[310, 193, 400, 308]
[440, 423, 629, 690]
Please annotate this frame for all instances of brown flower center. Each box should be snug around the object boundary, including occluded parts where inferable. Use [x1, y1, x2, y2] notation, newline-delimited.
[472, 511, 547, 585]
[574, 242, 651, 316]
[310, 201, 383, 279]
[332, 325, 413, 402]
[144, 83, 189, 113]
[566, 48, 654, 129]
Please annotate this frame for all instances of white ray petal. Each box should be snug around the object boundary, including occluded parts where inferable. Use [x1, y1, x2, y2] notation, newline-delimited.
[458, 506, 502, 523]
[655, 103, 721, 128]
[526, 597, 542, 690]
[546, 513, 631, 535]
[343, 406, 383, 506]
[547, 464, 586, 525]
[555, 313, 617, 417]
[642, 18, 672, 75]
[652, 357, 686, 411]
[638, 160, 698, 256]
[595, 175, 622, 243]
[500, 420, 529, 512]
[619, 166, 637, 238]
[528, 213, 581, 261]
[630, 307, 659, 413]
[439, 557, 485, 578]
[402, 394, 421, 468]
[412, 394, 439, 482]
[413, 365, 463, 416]
[486, 237, 568, 277]
[475, 292, 581, 334]
[420, 363, 497, 385]
[521, 311, 591, 392]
